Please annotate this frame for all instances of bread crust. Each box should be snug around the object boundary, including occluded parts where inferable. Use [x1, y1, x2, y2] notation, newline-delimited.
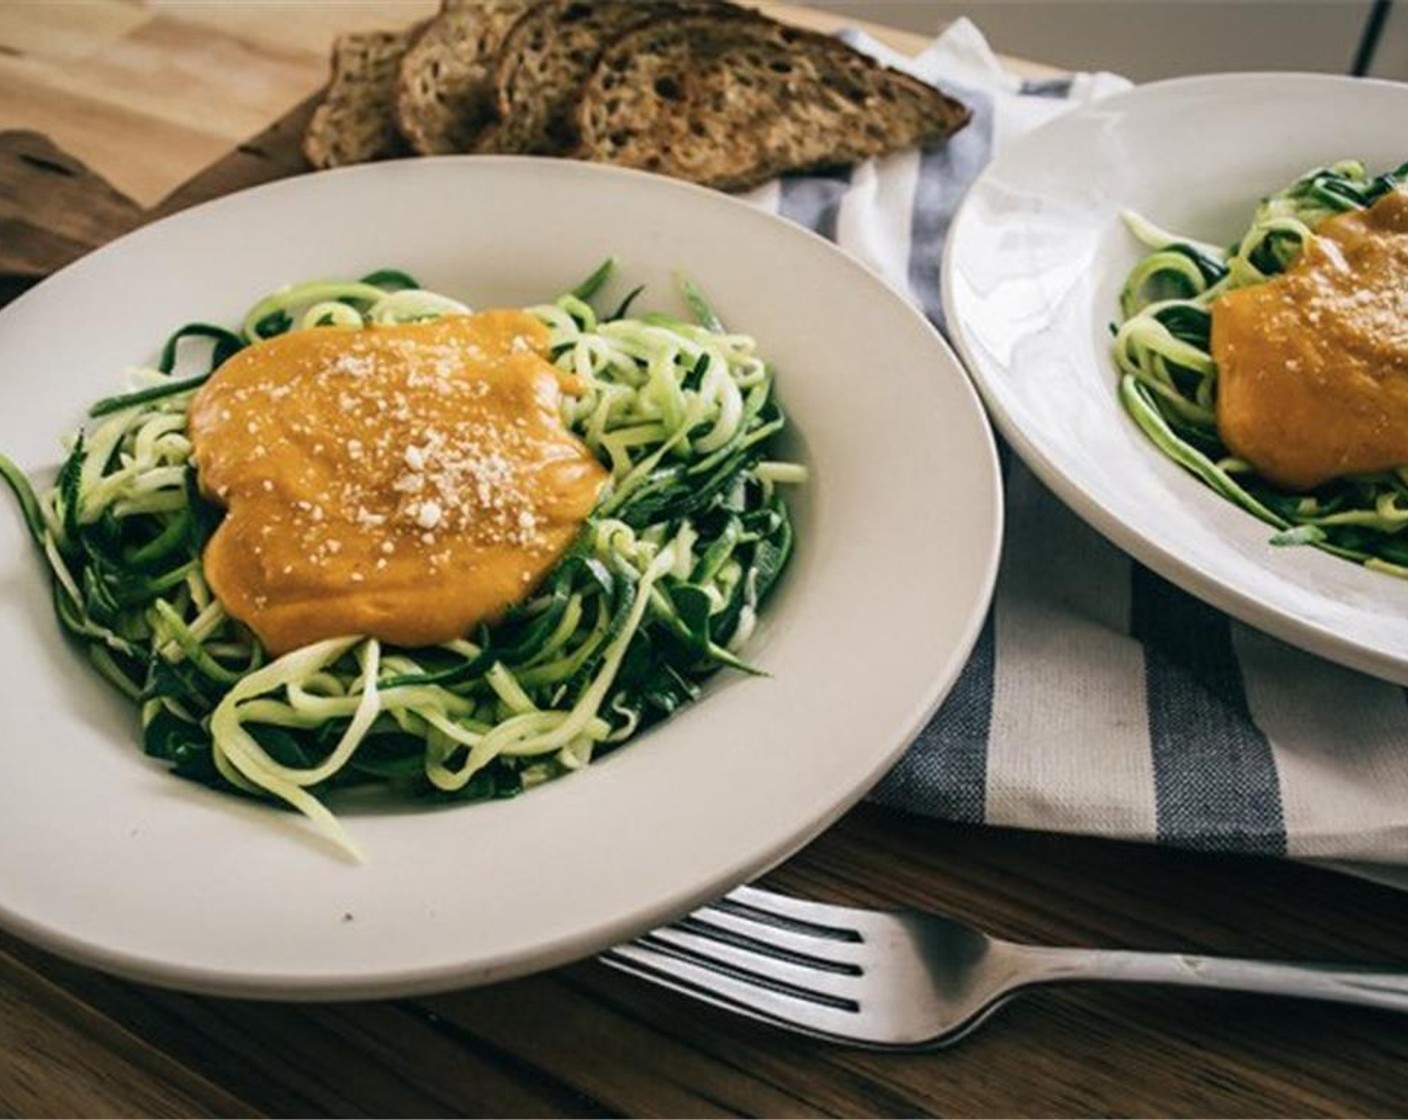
[302, 1, 973, 192]
[487, 0, 738, 156]
[575, 14, 972, 191]
[394, 0, 533, 156]
[303, 28, 417, 170]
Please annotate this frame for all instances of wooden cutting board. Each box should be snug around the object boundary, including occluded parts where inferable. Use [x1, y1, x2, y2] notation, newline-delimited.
[0, 92, 320, 306]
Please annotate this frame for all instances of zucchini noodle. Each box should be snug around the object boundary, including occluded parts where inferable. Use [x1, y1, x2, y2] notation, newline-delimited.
[1114, 159, 1408, 575]
[0, 263, 803, 858]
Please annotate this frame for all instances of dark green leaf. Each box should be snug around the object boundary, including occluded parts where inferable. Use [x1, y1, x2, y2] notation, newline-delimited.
[360, 269, 421, 291]
[608, 284, 647, 321]
[570, 258, 616, 301]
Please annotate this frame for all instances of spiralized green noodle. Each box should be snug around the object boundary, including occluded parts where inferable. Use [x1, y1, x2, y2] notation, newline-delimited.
[1114, 160, 1408, 575]
[0, 264, 802, 858]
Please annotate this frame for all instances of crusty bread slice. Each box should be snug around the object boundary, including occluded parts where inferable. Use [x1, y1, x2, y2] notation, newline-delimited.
[394, 0, 533, 156]
[302, 29, 416, 170]
[575, 15, 972, 191]
[486, 0, 734, 156]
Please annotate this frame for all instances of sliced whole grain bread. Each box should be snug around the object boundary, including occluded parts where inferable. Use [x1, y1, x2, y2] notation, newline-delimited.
[486, 0, 736, 156]
[575, 15, 972, 191]
[302, 29, 417, 170]
[394, 0, 534, 155]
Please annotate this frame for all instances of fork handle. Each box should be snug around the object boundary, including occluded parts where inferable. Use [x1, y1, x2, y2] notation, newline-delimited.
[1014, 946, 1408, 1014]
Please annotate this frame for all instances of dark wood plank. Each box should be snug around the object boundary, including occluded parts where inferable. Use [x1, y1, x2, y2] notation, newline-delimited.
[0, 933, 594, 1119]
[0, 95, 320, 307]
[0, 130, 144, 303]
[0, 942, 255, 1118]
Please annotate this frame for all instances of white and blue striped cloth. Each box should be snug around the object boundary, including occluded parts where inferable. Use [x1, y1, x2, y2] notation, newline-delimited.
[747, 20, 1408, 866]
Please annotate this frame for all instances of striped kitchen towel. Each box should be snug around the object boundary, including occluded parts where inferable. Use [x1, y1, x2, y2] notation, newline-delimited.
[746, 19, 1408, 866]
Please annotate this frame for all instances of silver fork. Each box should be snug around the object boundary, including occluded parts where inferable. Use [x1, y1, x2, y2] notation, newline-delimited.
[599, 884, 1408, 1049]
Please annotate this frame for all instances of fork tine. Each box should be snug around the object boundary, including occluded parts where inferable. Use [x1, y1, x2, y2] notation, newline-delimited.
[684, 907, 868, 969]
[602, 940, 867, 1041]
[724, 884, 870, 933]
[644, 922, 865, 1001]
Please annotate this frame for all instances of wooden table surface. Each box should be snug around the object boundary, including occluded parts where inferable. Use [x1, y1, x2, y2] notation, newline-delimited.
[3, 3, 1408, 1117]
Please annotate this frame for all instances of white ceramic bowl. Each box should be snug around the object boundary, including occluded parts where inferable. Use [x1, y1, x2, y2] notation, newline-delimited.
[0, 157, 1001, 998]
[945, 73, 1408, 685]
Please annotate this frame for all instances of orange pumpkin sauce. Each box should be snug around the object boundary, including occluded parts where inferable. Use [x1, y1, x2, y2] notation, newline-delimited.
[188, 312, 607, 654]
[1211, 187, 1408, 491]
